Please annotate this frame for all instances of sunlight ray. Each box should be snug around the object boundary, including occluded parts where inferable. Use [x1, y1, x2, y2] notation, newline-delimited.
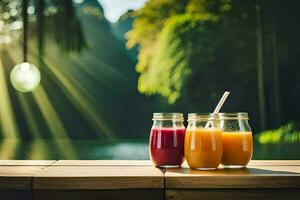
[25, 40, 116, 138]
[32, 86, 77, 158]
[25, 39, 116, 138]
[0, 140, 19, 159]
[6, 46, 78, 158]
[43, 56, 115, 139]
[32, 86, 68, 138]
[17, 93, 41, 138]
[0, 53, 19, 138]
[27, 139, 48, 159]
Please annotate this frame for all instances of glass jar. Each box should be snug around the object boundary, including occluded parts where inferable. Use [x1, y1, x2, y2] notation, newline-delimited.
[219, 113, 253, 168]
[185, 113, 223, 170]
[149, 113, 185, 168]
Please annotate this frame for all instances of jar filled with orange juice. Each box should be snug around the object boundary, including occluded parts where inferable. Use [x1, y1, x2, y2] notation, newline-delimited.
[219, 113, 253, 168]
[185, 113, 223, 170]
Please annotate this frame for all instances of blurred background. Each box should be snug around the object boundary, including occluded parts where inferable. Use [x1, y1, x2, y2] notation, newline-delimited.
[0, 0, 299, 159]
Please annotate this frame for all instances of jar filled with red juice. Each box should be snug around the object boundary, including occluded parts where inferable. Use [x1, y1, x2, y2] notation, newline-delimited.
[149, 113, 185, 168]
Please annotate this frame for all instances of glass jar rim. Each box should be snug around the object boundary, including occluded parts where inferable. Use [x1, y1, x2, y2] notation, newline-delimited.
[219, 112, 249, 119]
[187, 113, 219, 121]
[152, 113, 184, 121]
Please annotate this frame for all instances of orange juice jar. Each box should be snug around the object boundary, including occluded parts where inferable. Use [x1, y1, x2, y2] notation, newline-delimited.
[185, 113, 223, 170]
[219, 113, 253, 168]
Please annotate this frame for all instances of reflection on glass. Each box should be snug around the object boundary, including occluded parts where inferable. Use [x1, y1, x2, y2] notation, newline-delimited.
[185, 113, 223, 170]
[149, 113, 185, 168]
[220, 113, 253, 168]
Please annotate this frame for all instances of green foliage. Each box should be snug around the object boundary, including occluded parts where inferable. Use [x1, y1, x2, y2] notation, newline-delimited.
[0, 0, 86, 53]
[138, 14, 218, 103]
[127, 0, 257, 105]
[0, 0, 21, 42]
[255, 122, 300, 144]
[126, 0, 189, 74]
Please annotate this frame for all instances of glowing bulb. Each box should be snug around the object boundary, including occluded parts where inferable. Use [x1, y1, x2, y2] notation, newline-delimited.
[10, 62, 41, 92]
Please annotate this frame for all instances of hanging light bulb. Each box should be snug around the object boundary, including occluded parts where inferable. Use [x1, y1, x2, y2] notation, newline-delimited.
[10, 62, 41, 92]
[10, 0, 41, 93]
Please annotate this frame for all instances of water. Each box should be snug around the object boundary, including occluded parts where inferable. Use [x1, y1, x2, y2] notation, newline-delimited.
[0, 139, 299, 160]
[253, 143, 300, 159]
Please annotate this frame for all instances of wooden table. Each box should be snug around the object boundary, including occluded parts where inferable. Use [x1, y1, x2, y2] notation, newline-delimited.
[0, 160, 299, 200]
[166, 160, 300, 200]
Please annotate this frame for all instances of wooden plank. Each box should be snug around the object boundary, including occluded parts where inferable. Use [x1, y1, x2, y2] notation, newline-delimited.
[248, 160, 300, 166]
[34, 166, 163, 189]
[0, 160, 56, 166]
[0, 166, 48, 177]
[53, 160, 152, 166]
[0, 166, 46, 189]
[166, 189, 300, 200]
[0, 160, 296, 167]
[34, 189, 164, 200]
[0, 159, 298, 193]
[0, 177, 31, 190]
[165, 165, 300, 188]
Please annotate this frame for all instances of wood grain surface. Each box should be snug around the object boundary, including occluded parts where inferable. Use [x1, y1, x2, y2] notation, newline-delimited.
[34, 165, 163, 189]
[0, 160, 56, 166]
[0, 160, 299, 200]
[165, 164, 300, 188]
[0, 166, 48, 189]
[53, 160, 152, 166]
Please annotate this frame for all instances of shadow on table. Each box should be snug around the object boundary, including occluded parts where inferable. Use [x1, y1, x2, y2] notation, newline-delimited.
[242, 167, 300, 175]
[167, 166, 300, 175]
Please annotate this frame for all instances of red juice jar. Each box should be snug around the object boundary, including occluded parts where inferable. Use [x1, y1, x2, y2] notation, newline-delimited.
[149, 113, 185, 168]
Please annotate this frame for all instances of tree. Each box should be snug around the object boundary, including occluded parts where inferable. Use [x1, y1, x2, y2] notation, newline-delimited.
[127, 0, 264, 129]
[0, 0, 86, 58]
[137, 13, 218, 103]
[255, 2, 266, 130]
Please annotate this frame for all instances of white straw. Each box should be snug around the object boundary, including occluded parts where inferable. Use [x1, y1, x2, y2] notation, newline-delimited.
[212, 91, 230, 114]
[205, 91, 230, 128]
